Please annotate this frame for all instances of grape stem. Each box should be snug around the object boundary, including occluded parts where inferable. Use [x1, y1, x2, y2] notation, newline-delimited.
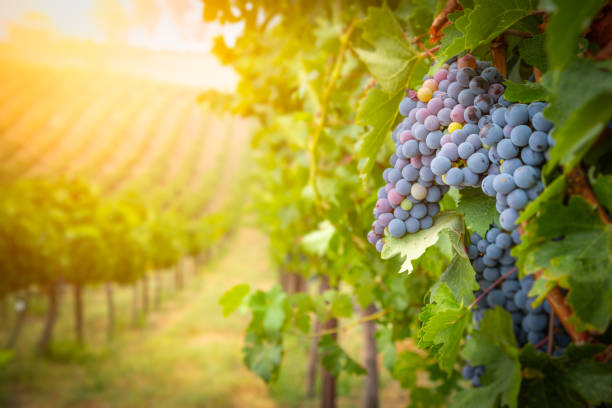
[567, 165, 611, 224]
[293, 308, 391, 338]
[534, 334, 550, 350]
[468, 266, 517, 310]
[429, 0, 459, 43]
[545, 286, 590, 344]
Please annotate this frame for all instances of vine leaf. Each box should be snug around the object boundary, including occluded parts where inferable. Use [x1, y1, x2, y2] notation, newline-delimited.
[517, 174, 566, 223]
[451, 308, 521, 408]
[543, 59, 612, 173]
[301, 221, 336, 256]
[503, 80, 551, 103]
[515, 196, 612, 331]
[319, 335, 367, 376]
[219, 283, 250, 317]
[356, 87, 403, 176]
[418, 283, 470, 375]
[518, 34, 548, 72]
[431, 254, 479, 305]
[382, 212, 464, 273]
[592, 174, 612, 213]
[519, 344, 612, 406]
[457, 188, 497, 236]
[543, 0, 607, 72]
[355, 5, 421, 95]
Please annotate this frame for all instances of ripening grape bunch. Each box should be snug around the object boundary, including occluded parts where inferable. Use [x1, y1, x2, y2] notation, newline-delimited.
[368, 53, 555, 251]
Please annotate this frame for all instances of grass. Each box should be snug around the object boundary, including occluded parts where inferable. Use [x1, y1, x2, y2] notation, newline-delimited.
[0, 228, 409, 407]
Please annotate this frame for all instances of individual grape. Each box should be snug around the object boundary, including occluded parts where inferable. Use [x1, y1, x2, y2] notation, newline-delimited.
[428, 203, 440, 217]
[433, 69, 449, 83]
[377, 187, 387, 199]
[469, 76, 489, 94]
[495, 232, 512, 249]
[502, 281, 520, 297]
[525, 314, 548, 332]
[462, 365, 475, 380]
[388, 168, 402, 184]
[416, 108, 429, 124]
[505, 103, 529, 126]
[389, 218, 407, 238]
[483, 267, 500, 281]
[449, 122, 463, 134]
[451, 105, 466, 123]
[367, 231, 380, 245]
[499, 94, 512, 107]
[423, 130, 441, 149]
[507, 187, 527, 211]
[457, 67, 476, 86]
[443, 97, 457, 109]
[421, 154, 434, 167]
[514, 290, 527, 310]
[462, 168, 479, 186]
[400, 199, 413, 211]
[477, 239, 488, 253]
[447, 82, 464, 99]
[496, 201, 507, 213]
[467, 245, 479, 259]
[486, 244, 503, 259]
[375, 239, 384, 252]
[493, 174, 515, 194]
[492, 107, 507, 126]
[402, 164, 419, 181]
[395, 179, 412, 196]
[479, 123, 503, 146]
[485, 227, 500, 243]
[503, 124, 513, 138]
[388, 189, 404, 206]
[439, 142, 459, 161]
[487, 290, 506, 308]
[410, 203, 428, 219]
[376, 198, 392, 213]
[417, 87, 433, 102]
[399, 97, 417, 116]
[413, 124, 429, 140]
[399, 130, 413, 143]
[458, 89, 477, 106]
[444, 167, 464, 186]
[394, 207, 410, 221]
[482, 67, 503, 84]
[426, 186, 442, 202]
[466, 134, 482, 149]
[389, 154, 398, 167]
[511, 229, 521, 245]
[378, 212, 394, 226]
[419, 141, 434, 155]
[419, 166, 434, 182]
[402, 140, 419, 158]
[510, 125, 531, 147]
[496, 192, 507, 206]
[474, 94, 494, 113]
[527, 102, 546, 120]
[450, 129, 468, 145]
[481, 174, 496, 196]
[499, 252, 516, 266]
[424, 115, 440, 131]
[464, 106, 482, 124]
[497, 138, 520, 159]
[427, 97, 444, 115]
[499, 208, 519, 230]
[521, 146, 544, 166]
[513, 165, 538, 189]
[405, 217, 420, 233]
[471, 232, 482, 244]
[528, 131, 548, 152]
[420, 216, 433, 229]
[527, 182, 544, 200]
[458, 142, 475, 159]
[458, 54, 477, 69]
[437, 108, 452, 126]
[500, 158, 522, 175]
[532, 111, 553, 132]
[411, 183, 428, 200]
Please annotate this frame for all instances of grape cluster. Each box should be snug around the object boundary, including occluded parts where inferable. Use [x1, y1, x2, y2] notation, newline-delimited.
[462, 225, 571, 386]
[368, 56, 508, 251]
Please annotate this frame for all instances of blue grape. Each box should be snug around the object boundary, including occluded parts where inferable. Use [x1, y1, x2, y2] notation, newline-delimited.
[444, 167, 464, 186]
[487, 290, 506, 307]
[499, 252, 516, 265]
[467, 245, 479, 259]
[499, 208, 519, 230]
[474, 94, 494, 113]
[532, 111, 553, 132]
[388, 168, 402, 184]
[377, 187, 387, 199]
[477, 239, 488, 253]
[527, 102, 546, 120]
[486, 227, 500, 242]
[419, 166, 434, 182]
[390, 154, 398, 166]
[420, 216, 433, 229]
[462, 365, 475, 380]
[399, 97, 417, 116]
[483, 267, 500, 281]
[458, 89, 477, 106]
[492, 107, 507, 126]
[479, 123, 503, 146]
[466, 134, 482, 149]
[394, 207, 410, 221]
[496, 192, 507, 206]
[405, 217, 420, 233]
[426, 130, 443, 149]
[462, 168, 479, 186]
[471, 232, 482, 244]
[555, 333, 571, 348]
[513, 165, 538, 189]
[426, 186, 441, 202]
[495, 232, 512, 249]
[526, 298, 544, 314]
[507, 188, 528, 210]
[493, 174, 516, 194]
[467, 152, 489, 174]
[505, 103, 529, 126]
[395, 179, 412, 196]
[528, 131, 548, 152]
[457, 67, 476, 86]
[511, 229, 521, 245]
[510, 125, 531, 147]
[463, 123, 480, 135]
[402, 164, 419, 181]
[473, 258, 485, 272]
[458, 142, 475, 159]
[527, 331, 546, 346]
[469, 76, 489, 94]
[447, 82, 464, 99]
[525, 313, 548, 331]
[527, 182, 544, 200]
[410, 203, 428, 219]
[388, 218, 407, 237]
[439, 143, 459, 161]
[521, 147, 544, 166]
[402, 140, 419, 157]
[413, 124, 429, 140]
[481, 67, 503, 83]
[488, 145, 501, 165]
[497, 138, 520, 159]
[375, 239, 384, 252]
[419, 141, 434, 155]
[430, 156, 451, 176]
[502, 281, 520, 297]
[451, 129, 468, 145]
[500, 158, 522, 175]
[428, 203, 440, 216]
[481, 174, 496, 196]
[514, 290, 527, 309]
[367, 231, 379, 245]
[486, 244, 503, 259]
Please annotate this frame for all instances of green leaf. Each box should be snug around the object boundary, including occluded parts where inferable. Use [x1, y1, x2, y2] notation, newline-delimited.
[319, 335, 367, 377]
[515, 196, 612, 331]
[592, 174, 612, 213]
[503, 80, 550, 103]
[219, 284, 250, 317]
[517, 174, 566, 222]
[451, 308, 520, 408]
[356, 87, 403, 176]
[544, 0, 607, 71]
[243, 338, 283, 383]
[518, 34, 548, 72]
[382, 212, 465, 273]
[301, 221, 336, 256]
[418, 283, 470, 374]
[519, 344, 612, 406]
[355, 5, 422, 94]
[457, 188, 497, 236]
[263, 292, 287, 333]
[432, 254, 478, 305]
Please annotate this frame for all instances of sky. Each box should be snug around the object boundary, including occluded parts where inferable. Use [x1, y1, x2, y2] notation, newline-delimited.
[0, 0, 242, 89]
